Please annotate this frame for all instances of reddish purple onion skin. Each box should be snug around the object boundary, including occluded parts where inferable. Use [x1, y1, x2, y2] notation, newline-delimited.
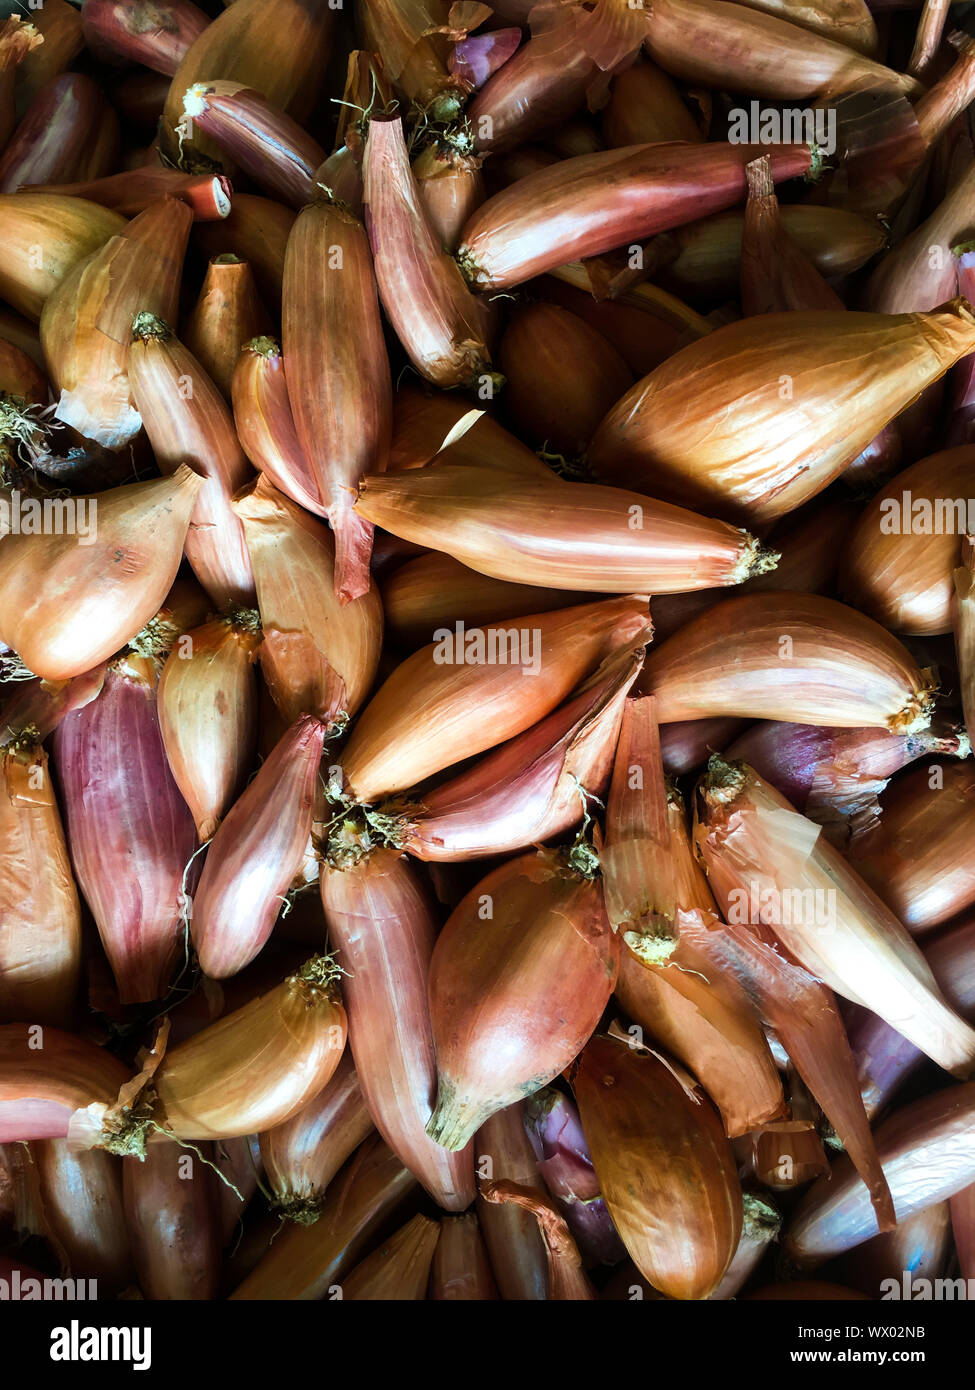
[475, 1103, 549, 1301]
[523, 1086, 627, 1267]
[450, 28, 521, 91]
[660, 716, 750, 776]
[851, 917, 975, 1120]
[52, 661, 199, 1004]
[786, 1082, 975, 1266]
[837, 1201, 952, 1297]
[0, 74, 119, 194]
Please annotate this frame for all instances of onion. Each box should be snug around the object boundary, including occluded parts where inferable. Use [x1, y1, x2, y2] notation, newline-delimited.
[591, 300, 975, 524]
[0, 74, 118, 194]
[839, 1202, 952, 1297]
[41, 196, 192, 449]
[0, 19, 42, 151]
[194, 194, 295, 313]
[429, 1213, 499, 1299]
[30, 1139, 131, 1290]
[183, 256, 269, 403]
[17, 0, 83, 111]
[230, 1136, 416, 1300]
[660, 716, 749, 776]
[847, 760, 975, 935]
[695, 756, 975, 1078]
[81, 0, 208, 76]
[457, 141, 814, 292]
[389, 386, 551, 478]
[320, 844, 476, 1210]
[480, 1180, 595, 1299]
[282, 196, 391, 601]
[730, 0, 879, 52]
[643, 592, 937, 733]
[413, 138, 484, 253]
[339, 595, 650, 803]
[357, 0, 465, 119]
[426, 847, 619, 1151]
[710, 1193, 782, 1300]
[27, 168, 233, 219]
[340, 1213, 440, 1300]
[233, 475, 383, 725]
[192, 715, 328, 978]
[955, 534, 975, 742]
[356, 463, 775, 594]
[363, 116, 495, 390]
[122, 1139, 222, 1299]
[0, 733, 80, 1028]
[0, 666, 106, 747]
[474, 1103, 549, 1300]
[232, 337, 323, 516]
[602, 59, 704, 147]
[157, 612, 261, 843]
[53, 653, 199, 1003]
[450, 27, 521, 93]
[786, 1082, 975, 1265]
[574, 1032, 743, 1301]
[259, 1051, 373, 1224]
[0, 1024, 130, 1144]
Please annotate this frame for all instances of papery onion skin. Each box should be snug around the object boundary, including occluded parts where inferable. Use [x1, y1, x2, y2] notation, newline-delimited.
[339, 595, 651, 804]
[0, 466, 202, 681]
[786, 1082, 975, 1265]
[81, 0, 209, 76]
[157, 613, 261, 843]
[122, 1140, 222, 1300]
[590, 301, 975, 524]
[230, 1136, 417, 1300]
[233, 475, 383, 726]
[340, 1212, 441, 1301]
[602, 59, 704, 147]
[574, 1032, 743, 1301]
[27, 168, 233, 219]
[0, 1024, 131, 1143]
[429, 1212, 499, 1299]
[413, 140, 484, 253]
[320, 845, 476, 1211]
[847, 760, 975, 935]
[183, 255, 270, 402]
[259, 1050, 373, 1223]
[152, 957, 347, 1142]
[192, 715, 327, 979]
[481, 1179, 595, 1299]
[475, 1103, 549, 1300]
[0, 192, 124, 321]
[232, 337, 324, 517]
[31, 1138, 132, 1291]
[457, 141, 814, 293]
[426, 848, 619, 1152]
[53, 655, 199, 1004]
[194, 194, 296, 313]
[0, 73, 119, 195]
[355, 463, 773, 595]
[356, 0, 464, 118]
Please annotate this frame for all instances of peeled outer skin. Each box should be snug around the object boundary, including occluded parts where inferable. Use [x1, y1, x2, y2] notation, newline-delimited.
[574, 1033, 743, 1301]
[786, 1083, 975, 1266]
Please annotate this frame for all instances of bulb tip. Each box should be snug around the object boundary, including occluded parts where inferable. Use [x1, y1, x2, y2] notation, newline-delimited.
[703, 753, 748, 806]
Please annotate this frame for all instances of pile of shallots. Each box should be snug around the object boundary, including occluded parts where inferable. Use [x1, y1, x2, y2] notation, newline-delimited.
[2, 0, 975, 1305]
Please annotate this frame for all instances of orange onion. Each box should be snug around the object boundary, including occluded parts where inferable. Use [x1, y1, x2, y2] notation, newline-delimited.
[429, 1212, 499, 1299]
[233, 475, 383, 726]
[843, 447, 975, 636]
[481, 1180, 594, 1300]
[0, 73, 118, 194]
[338, 595, 651, 803]
[178, 81, 324, 209]
[27, 167, 232, 219]
[27, 1139, 131, 1290]
[602, 58, 703, 146]
[231, 337, 322, 516]
[192, 714, 328, 978]
[193, 194, 295, 312]
[413, 137, 484, 253]
[81, 0, 209, 76]
[0, 465, 201, 681]
[389, 388, 551, 478]
[0, 733, 80, 1028]
[426, 847, 619, 1151]
[40, 196, 192, 449]
[741, 153, 845, 315]
[146, 955, 347, 1142]
[395, 641, 643, 861]
[725, 716, 968, 845]
[259, 1050, 373, 1224]
[0, 195, 122, 327]
[157, 611, 261, 842]
[230, 1136, 416, 1299]
[641, 591, 937, 733]
[282, 197, 391, 602]
[364, 116, 495, 391]
[53, 653, 199, 1003]
[590, 300, 975, 524]
[474, 1103, 548, 1300]
[123, 1140, 223, 1299]
[694, 756, 975, 1078]
[0, 1024, 130, 1143]
[955, 534, 975, 742]
[847, 760, 975, 936]
[160, 0, 335, 164]
[497, 303, 632, 458]
[356, 0, 464, 119]
[457, 140, 814, 293]
[355, 463, 776, 594]
[129, 312, 254, 609]
[382, 552, 587, 652]
[320, 845, 476, 1210]
[786, 1082, 975, 1265]
[340, 1213, 440, 1300]
[574, 1032, 743, 1301]
[183, 255, 269, 402]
